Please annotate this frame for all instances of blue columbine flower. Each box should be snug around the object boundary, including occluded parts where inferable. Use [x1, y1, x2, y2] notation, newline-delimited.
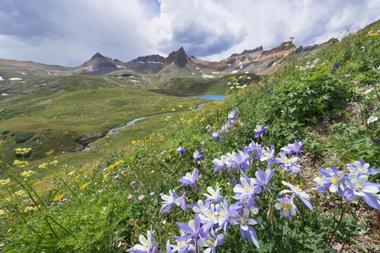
[254, 125, 266, 138]
[167, 236, 194, 253]
[275, 196, 298, 220]
[230, 208, 260, 248]
[199, 233, 225, 253]
[280, 141, 303, 156]
[233, 175, 261, 208]
[258, 146, 276, 168]
[193, 150, 203, 161]
[211, 131, 222, 142]
[177, 214, 203, 242]
[176, 146, 186, 156]
[314, 166, 345, 194]
[161, 190, 187, 213]
[180, 168, 199, 188]
[212, 155, 227, 173]
[277, 153, 300, 173]
[255, 168, 274, 189]
[346, 160, 378, 175]
[345, 174, 380, 210]
[203, 185, 224, 203]
[127, 228, 158, 253]
[279, 181, 313, 210]
[229, 150, 251, 171]
[227, 110, 239, 125]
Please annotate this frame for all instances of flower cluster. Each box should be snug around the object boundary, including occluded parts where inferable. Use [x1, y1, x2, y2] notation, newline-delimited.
[314, 160, 380, 209]
[129, 112, 379, 252]
[211, 110, 242, 143]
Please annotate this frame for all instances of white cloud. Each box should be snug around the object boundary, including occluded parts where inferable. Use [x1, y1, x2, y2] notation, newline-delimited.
[0, 0, 379, 65]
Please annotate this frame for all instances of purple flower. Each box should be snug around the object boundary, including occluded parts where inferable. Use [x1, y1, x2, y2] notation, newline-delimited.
[332, 63, 340, 73]
[258, 146, 276, 168]
[279, 181, 313, 210]
[345, 174, 380, 210]
[275, 197, 298, 220]
[166, 237, 194, 253]
[346, 160, 378, 175]
[160, 190, 187, 213]
[213, 156, 227, 173]
[227, 110, 239, 125]
[215, 200, 232, 232]
[233, 175, 261, 208]
[203, 185, 224, 203]
[255, 168, 274, 189]
[177, 214, 203, 241]
[176, 146, 186, 156]
[128, 228, 158, 253]
[314, 166, 345, 194]
[211, 131, 222, 142]
[193, 150, 203, 161]
[180, 168, 199, 188]
[280, 141, 303, 156]
[229, 151, 251, 171]
[199, 234, 224, 253]
[277, 153, 300, 173]
[373, 137, 380, 145]
[254, 125, 266, 138]
[230, 208, 260, 248]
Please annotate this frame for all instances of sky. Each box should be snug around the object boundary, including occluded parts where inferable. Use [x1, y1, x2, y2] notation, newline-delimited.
[0, 0, 379, 66]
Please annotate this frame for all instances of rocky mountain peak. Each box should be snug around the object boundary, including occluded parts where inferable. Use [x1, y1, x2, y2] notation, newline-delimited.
[165, 47, 188, 67]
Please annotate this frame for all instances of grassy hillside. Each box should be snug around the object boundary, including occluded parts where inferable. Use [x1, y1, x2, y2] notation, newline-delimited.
[1, 21, 380, 252]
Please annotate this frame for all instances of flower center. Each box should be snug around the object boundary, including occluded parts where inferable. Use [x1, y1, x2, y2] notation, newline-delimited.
[331, 177, 338, 185]
[283, 202, 291, 212]
[355, 182, 362, 190]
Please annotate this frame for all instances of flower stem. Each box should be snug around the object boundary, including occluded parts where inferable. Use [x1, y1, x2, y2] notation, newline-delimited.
[328, 198, 347, 245]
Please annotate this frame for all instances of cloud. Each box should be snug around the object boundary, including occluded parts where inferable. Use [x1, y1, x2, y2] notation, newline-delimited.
[151, 0, 246, 56]
[0, 0, 379, 65]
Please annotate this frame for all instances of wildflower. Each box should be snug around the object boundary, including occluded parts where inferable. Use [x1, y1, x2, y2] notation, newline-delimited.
[227, 110, 239, 125]
[20, 170, 35, 178]
[314, 166, 345, 194]
[149, 192, 155, 196]
[277, 153, 300, 173]
[0, 178, 11, 186]
[255, 168, 274, 189]
[199, 234, 225, 253]
[275, 196, 298, 220]
[13, 159, 28, 168]
[211, 131, 221, 142]
[193, 150, 203, 161]
[180, 168, 199, 188]
[258, 146, 276, 168]
[213, 155, 227, 173]
[229, 151, 251, 171]
[204, 185, 224, 203]
[38, 162, 48, 169]
[367, 115, 378, 124]
[128, 228, 158, 253]
[14, 147, 32, 156]
[131, 140, 137, 145]
[127, 194, 133, 200]
[161, 190, 186, 213]
[167, 236, 194, 253]
[24, 206, 37, 213]
[197, 203, 219, 233]
[280, 141, 303, 156]
[345, 174, 380, 209]
[215, 200, 231, 232]
[14, 190, 27, 197]
[176, 146, 186, 156]
[177, 214, 203, 241]
[79, 182, 90, 190]
[231, 208, 259, 248]
[254, 125, 266, 138]
[0, 209, 5, 216]
[279, 181, 313, 210]
[233, 175, 261, 208]
[67, 170, 76, 177]
[346, 160, 378, 175]
[332, 63, 340, 73]
[50, 160, 59, 166]
[53, 193, 64, 202]
[138, 195, 145, 201]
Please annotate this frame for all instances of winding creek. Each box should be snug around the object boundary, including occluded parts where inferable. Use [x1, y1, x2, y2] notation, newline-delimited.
[80, 95, 225, 150]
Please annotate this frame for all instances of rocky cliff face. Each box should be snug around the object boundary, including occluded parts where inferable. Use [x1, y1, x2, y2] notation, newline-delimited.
[164, 47, 189, 67]
[77, 52, 124, 74]
[126, 55, 165, 73]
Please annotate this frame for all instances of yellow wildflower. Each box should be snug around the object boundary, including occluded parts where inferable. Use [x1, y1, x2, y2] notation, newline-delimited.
[14, 147, 32, 155]
[13, 159, 29, 168]
[368, 31, 380, 37]
[21, 170, 35, 178]
[0, 209, 5, 216]
[68, 170, 76, 177]
[53, 193, 64, 202]
[38, 162, 48, 169]
[131, 140, 137, 145]
[50, 160, 59, 166]
[24, 206, 37, 213]
[0, 178, 11, 186]
[14, 190, 27, 197]
[79, 182, 90, 190]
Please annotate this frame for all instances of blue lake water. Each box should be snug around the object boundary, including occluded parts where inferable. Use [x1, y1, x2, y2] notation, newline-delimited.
[196, 95, 225, 100]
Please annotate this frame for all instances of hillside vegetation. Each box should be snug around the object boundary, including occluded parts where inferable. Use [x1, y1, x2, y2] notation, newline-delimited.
[1, 21, 380, 252]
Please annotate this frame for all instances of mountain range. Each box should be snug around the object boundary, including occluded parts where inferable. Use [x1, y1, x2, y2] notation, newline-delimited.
[0, 38, 338, 85]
